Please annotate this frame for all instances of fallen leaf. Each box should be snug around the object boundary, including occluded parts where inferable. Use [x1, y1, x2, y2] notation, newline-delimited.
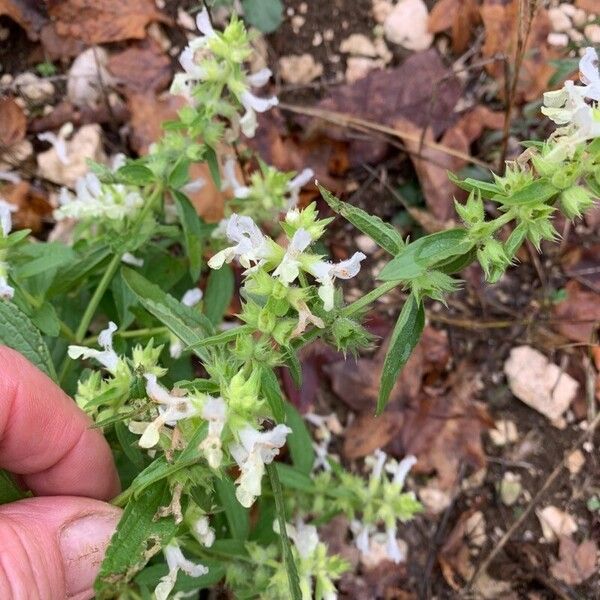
[575, 0, 598, 12]
[536, 506, 578, 542]
[0, 181, 51, 232]
[37, 123, 106, 187]
[315, 49, 463, 167]
[553, 280, 600, 343]
[67, 47, 115, 108]
[439, 510, 480, 589]
[46, 0, 169, 45]
[108, 39, 172, 93]
[342, 412, 404, 459]
[481, 0, 555, 102]
[0, 0, 47, 40]
[186, 162, 225, 223]
[0, 97, 26, 148]
[39, 23, 86, 60]
[550, 536, 597, 585]
[395, 106, 504, 221]
[504, 345, 578, 423]
[428, 0, 480, 54]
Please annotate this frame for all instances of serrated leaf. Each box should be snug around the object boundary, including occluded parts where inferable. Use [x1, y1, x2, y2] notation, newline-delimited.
[283, 402, 315, 475]
[204, 264, 234, 325]
[173, 190, 205, 280]
[13, 242, 75, 279]
[260, 367, 286, 423]
[377, 294, 424, 414]
[318, 185, 404, 255]
[267, 463, 302, 600]
[215, 475, 250, 540]
[168, 158, 190, 189]
[30, 302, 60, 337]
[378, 229, 471, 282]
[275, 463, 315, 492]
[205, 146, 221, 189]
[117, 164, 155, 185]
[448, 172, 500, 198]
[242, 0, 283, 32]
[0, 301, 57, 380]
[187, 324, 252, 350]
[95, 482, 178, 598]
[493, 179, 558, 206]
[122, 268, 214, 362]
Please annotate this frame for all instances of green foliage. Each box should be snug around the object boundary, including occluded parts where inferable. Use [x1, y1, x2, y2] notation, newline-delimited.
[242, 0, 284, 33]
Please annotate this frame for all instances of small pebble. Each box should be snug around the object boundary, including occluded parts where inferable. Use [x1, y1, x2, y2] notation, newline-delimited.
[566, 449, 585, 475]
[299, 2, 308, 14]
[549, 7, 572, 32]
[312, 32, 323, 46]
[323, 28, 335, 42]
[547, 32, 569, 47]
[584, 23, 600, 43]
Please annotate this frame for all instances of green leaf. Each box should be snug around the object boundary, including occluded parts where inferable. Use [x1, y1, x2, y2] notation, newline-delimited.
[0, 470, 26, 504]
[204, 264, 234, 326]
[122, 268, 214, 362]
[378, 229, 471, 281]
[30, 302, 60, 337]
[0, 301, 57, 380]
[275, 463, 315, 492]
[260, 367, 286, 423]
[318, 185, 404, 255]
[266, 463, 302, 600]
[95, 482, 179, 598]
[13, 242, 75, 279]
[215, 476, 249, 540]
[283, 402, 315, 475]
[242, 0, 283, 33]
[111, 269, 138, 329]
[187, 324, 252, 350]
[377, 294, 425, 414]
[168, 158, 190, 189]
[117, 164, 155, 185]
[173, 190, 205, 280]
[205, 146, 221, 189]
[115, 421, 146, 471]
[493, 179, 558, 207]
[448, 172, 500, 198]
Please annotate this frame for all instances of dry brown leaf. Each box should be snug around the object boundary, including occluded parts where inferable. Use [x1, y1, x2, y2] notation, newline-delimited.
[46, 0, 169, 44]
[0, 181, 52, 232]
[481, 0, 555, 102]
[39, 23, 86, 60]
[428, 0, 456, 33]
[553, 280, 600, 343]
[0, 97, 26, 149]
[342, 412, 404, 459]
[108, 40, 172, 93]
[438, 510, 478, 589]
[428, 0, 480, 53]
[575, 0, 598, 12]
[550, 537, 597, 585]
[0, 0, 47, 39]
[395, 106, 504, 221]
[186, 162, 225, 224]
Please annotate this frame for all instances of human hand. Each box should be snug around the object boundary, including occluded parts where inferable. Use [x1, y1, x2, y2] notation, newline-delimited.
[0, 346, 121, 599]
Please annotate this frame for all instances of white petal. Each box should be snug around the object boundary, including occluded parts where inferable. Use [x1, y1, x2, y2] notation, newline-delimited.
[121, 252, 144, 267]
[331, 252, 366, 279]
[38, 132, 69, 165]
[195, 7, 215, 37]
[182, 287, 203, 306]
[388, 454, 417, 488]
[240, 90, 279, 113]
[154, 568, 178, 600]
[247, 68, 272, 88]
[138, 420, 161, 448]
[289, 228, 312, 253]
[579, 47, 600, 90]
[0, 199, 16, 236]
[368, 449, 388, 480]
[385, 527, 405, 564]
[222, 157, 250, 198]
[287, 168, 315, 192]
[98, 321, 117, 351]
[240, 108, 258, 137]
[318, 280, 335, 312]
[207, 247, 234, 270]
[169, 339, 184, 359]
[0, 276, 14, 299]
[181, 177, 205, 194]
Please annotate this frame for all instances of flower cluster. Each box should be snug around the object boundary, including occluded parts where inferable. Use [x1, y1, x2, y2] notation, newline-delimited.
[171, 8, 278, 139]
[0, 199, 16, 298]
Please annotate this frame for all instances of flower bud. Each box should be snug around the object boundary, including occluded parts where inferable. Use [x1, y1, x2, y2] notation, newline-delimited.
[559, 185, 594, 219]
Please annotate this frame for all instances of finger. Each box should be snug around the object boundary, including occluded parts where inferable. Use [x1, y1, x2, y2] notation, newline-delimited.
[0, 346, 120, 500]
[0, 496, 120, 600]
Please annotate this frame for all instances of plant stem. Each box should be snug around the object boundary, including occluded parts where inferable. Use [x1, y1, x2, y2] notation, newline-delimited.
[340, 280, 400, 317]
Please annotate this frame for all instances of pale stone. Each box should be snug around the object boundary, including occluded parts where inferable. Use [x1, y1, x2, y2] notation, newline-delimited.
[465, 511, 486, 547]
[14, 72, 54, 103]
[504, 345, 578, 423]
[584, 24, 600, 44]
[419, 486, 452, 514]
[547, 32, 569, 47]
[340, 33, 379, 57]
[67, 47, 115, 108]
[566, 449, 585, 475]
[489, 419, 518, 446]
[536, 506, 577, 542]
[278, 54, 323, 84]
[548, 7, 572, 32]
[345, 57, 385, 83]
[372, 0, 394, 24]
[383, 0, 433, 51]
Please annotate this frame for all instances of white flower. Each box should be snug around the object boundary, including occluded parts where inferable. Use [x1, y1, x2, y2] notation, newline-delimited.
[385, 455, 417, 488]
[350, 520, 375, 556]
[286, 168, 314, 208]
[239, 90, 279, 138]
[121, 252, 144, 267]
[366, 448, 388, 481]
[272, 228, 312, 285]
[384, 526, 405, 564]
[0, 276, 14, 300]
[309, 252, 366, 311]
[207, 214, 270, 270]
[229, 424, 292, 507]
[154, 544, 208, 600]
[137, 374, 201, 448]
[170, 288, 204, 358]
[55, 173, 144, 222]
[199, 396, 227, 468]
[0, 198, 17, 237]
[193, 515, 215, 548]
[222, 157, 250, 198]
[277, 519, 320, 559]
[579, 47, 600, 101]
[37, 130, 70, 165]
[68, 321, 119, 373]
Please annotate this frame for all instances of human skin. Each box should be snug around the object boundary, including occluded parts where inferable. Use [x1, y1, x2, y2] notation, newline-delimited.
[0, 346, 121, 599]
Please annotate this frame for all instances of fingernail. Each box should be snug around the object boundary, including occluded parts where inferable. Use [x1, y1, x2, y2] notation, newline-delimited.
[59, 511, 120, 598]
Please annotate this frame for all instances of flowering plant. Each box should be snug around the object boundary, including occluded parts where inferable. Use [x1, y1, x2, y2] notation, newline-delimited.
[0, 6, 598, 598]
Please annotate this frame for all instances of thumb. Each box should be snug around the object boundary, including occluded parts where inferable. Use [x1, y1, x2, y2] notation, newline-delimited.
[0, 496, 121, 600]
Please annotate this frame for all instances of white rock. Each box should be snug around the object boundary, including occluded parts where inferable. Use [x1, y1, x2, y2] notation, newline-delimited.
[572, 9, 588, 28]
[559, 3, 577, 17]
[504, 346, 578, 423]
[566, 449, 585, 475]
[489, 419, 518, 446]
[278, 54, 323, 84]
[372, 0, 394, 24]
[536, 506, 577, 542]
[547, 32, 569, 47]
[67, 47, 115, 108]
[360, 533, 408, 568]
[340, 33, 378, 57]
[383, 0, 433, 51]
[14, 72, 54, 103]
[568, 28, 584, 43]
[419, 486, 452, 514]
[465, 511, 486, 547]
[548, 7, 572, 32]
[345, 57, 385, 83]
[584, 24, 600, 44]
